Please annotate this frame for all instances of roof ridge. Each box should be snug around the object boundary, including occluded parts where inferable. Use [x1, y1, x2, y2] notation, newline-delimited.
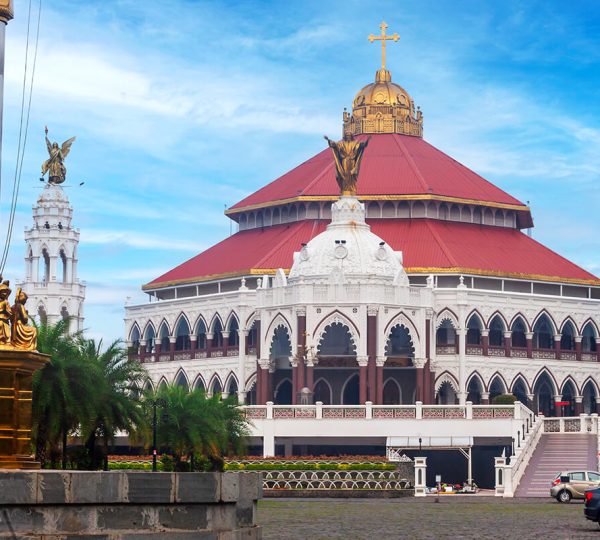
[424, 219, 459, 267]
[302, 152, 335, 194]
[393, 134, 430, 193]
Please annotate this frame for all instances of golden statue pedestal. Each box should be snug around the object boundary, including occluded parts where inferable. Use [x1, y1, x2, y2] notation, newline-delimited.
[0, 349, 49, 468]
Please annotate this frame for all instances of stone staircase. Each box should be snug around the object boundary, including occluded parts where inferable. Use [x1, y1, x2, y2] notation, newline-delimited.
[515, 433, 598, 497]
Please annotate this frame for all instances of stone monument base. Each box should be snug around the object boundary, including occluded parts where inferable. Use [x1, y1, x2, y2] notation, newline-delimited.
[0, 470, 262, 539]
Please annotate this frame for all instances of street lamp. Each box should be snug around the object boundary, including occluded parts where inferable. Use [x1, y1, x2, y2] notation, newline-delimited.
[150, 397, 166, 472]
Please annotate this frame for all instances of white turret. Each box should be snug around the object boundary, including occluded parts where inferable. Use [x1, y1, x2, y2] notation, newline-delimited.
[18, 183, 86, 331]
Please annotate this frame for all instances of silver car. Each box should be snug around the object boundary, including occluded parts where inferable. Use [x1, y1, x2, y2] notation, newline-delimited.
[550, 471, 600, 502]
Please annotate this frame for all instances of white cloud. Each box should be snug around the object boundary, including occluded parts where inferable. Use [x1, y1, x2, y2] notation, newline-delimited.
[81, 229, 203, 252]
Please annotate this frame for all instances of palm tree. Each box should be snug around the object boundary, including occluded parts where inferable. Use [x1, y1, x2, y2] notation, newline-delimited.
[32, 319, 92, 467]
[146, 384, 249, 471]
[78, 338, 148, 469]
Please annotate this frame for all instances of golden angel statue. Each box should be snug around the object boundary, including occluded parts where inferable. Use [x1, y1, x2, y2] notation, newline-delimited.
[0, 278, 12, 346]
[11, 288, 37, 351]
[41, 126, 76, 185]
[324, 133, 370, 196]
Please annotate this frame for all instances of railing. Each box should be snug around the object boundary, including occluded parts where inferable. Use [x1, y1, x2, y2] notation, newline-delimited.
[262, 470, 412, 491]
[244, 401, 522, 421]
[435, 346, 456, 355]
[466, 346, 483, 355]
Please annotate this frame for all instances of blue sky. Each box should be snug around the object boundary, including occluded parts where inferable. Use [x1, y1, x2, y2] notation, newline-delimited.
[1, 0, 599, 342]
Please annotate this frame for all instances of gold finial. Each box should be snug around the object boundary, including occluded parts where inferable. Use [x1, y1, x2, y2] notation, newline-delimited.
[368, 21, 399, 71]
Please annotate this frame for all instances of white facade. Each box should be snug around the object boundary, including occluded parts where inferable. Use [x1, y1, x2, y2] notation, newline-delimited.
[18, 183, 85, 331]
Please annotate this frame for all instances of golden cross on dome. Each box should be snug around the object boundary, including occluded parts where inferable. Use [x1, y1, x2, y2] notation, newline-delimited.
[368, 21, 399, 70]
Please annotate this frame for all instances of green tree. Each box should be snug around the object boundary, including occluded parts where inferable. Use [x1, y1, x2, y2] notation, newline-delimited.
[32, 319, 92, 467]
[146, 384, 249, 471]
[78, 338, 148, 470]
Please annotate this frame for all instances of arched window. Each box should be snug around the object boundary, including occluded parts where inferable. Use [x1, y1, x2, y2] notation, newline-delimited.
[313, 379, 331, 405]
[159, 323, 170, 353]
[274, 379, 293, 405]
[175, 317, 190, 351]
[270, 326, 292, 360]
[318, 322, 356, 357]
[247, 321, 258, 349]
[42, 248, 50, 283]
[196, 320, 207, 349]
[130, 326, 141, 354]
[489, 315, 505, 347]
[533, 372, 555, 416]
[193, 377, 206, 393]
[436, 319, 456, 347]
[561, 380, 576, 416]
[533, 314, 554, 349]
[211, 377, 223, 396]
[60, 249, 67, 283]
[582, 323, 597, 353]
[489, 377, 505, 402]
[175, 371, 189, 392]
[228, 317, 239, 346]
[582, 381, 597, 414]
[467, 376, 483, 404]
[342, 374, 360, 405]
[511, 318, 527, 348]
[212, 319, 224, 348]
[466, 315, 482, 345]
[437, 381, 457, 405]
[512, 378, 528, 405]
[226, 377, 238, 397]
[382, 379, 401, 405]
[144, 325, 156, 353]
[385, 324, 415, 357]
[560, 321, 576, 351]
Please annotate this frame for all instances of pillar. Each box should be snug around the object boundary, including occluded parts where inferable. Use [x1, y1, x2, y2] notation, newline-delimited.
[481, 330, 489, 356]
[414, 358, 425, 403]
[414, 457, 427, 497]
[358, 356, 368, 404]
[139, 339, 147, 358]
[306, 360, 314, 392]
[257, 359, 270, 405]
[206, 333, 213, 358]
[237, 329, 247, 404]
[376, 357, 385, 405]
[526, 332, 534, 359]
[425, 318, 434, 404]
[367, 308, 378, 403]
[296, 311, 307, 401]
[458, 327, 467, 405]
[503, 331, 511, 357]
[291, 359, 299, 405]
[554, 395, 563, 417]
[169, 336, 176, 361]
[222, 331, 229, 356]
[190, 335, 197, 355]
[481, 392, 490, 405]
[575, 396, 583, 416]
[267, 366, 274, 403]
[575, 336, 582, 361]
[554, 334, 561, 360]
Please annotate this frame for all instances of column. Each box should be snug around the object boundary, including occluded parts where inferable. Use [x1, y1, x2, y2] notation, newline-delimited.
[414, 457, 427, 497]
[376, 356, 385, 405]
[291, 358, 299, 405]
[525, 332, 534, 359]
[238, 329, 248, 404]
[49, 255, 58, 281]
[414, 358, 425, 403]
[367, 307, 378, 403]
[222, 331, 229, 356]
[267, 364, 275, 403]
[206, 333, 213, 358]
[554, 334, 561, 360]
[296, 310, 307, 400]
[554, 395, 563, 417]
[575, 396, 583, 416]
[503, 331, 512, 357]
[596, 338, 600, 363]
[306, 358, 315, 392]
[32, 256, 40, 282]
[458, 327, 467, 405]
[139, 339, 147, 359]
[575, 336, 582, 361]
[425, 317, 434, 404]
[481, 330, 489, 356]
[481, 392, 490, 405]
[358, 356, 368, 404]
[169, 336, 176, 361]
[190, 335, 197, 357]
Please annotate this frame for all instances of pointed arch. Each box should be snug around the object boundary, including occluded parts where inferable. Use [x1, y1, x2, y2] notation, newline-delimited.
[487, 311, 508, 330]
[582, 378, 598, 414]
[158, 319, 170, 353]
[435, 371, 459, 394]
[382, 378, 402, 405]
[532, 311, 555, 349]
[143, 321, 156, 353]
[560, 319, 577, 351]
[532, 368, 558, 396]
[510, 373, 531, 394]
[174, 313, 191, 351]
[582, 320, 598, 353]
[224, 372, 239, 396]
[487, 372, 508, 393]
[209, 313, 224, 334]
[510, 374, 529, 404]
[157, 377, 168, 390]
[384, 317, 416, 358]
[466, 311, 484, 346]
[265, 313, 293, 344]
[466, 372, 484, 404]
[129, 323, 141, 343]
[435, 372, 458, 405]
[510, 315, 528, 348]
[192, 374, 206, 393]
[227, 315, 240, 347]
[341, 373, 360, 405]
[194, 316, 208, 349]
[269, 325, 292, 360]
[313, 378, 332, 405]
[208, 374, 223, 395]
[509, 313, 530, 331]
[317, 320, 357, 358]
[314, 310, 360, 346]
[144, 379, 154, 392]
[210, 315, 224, 348]
[532, 310, 558, 334]
[560, 377, 577, 416]
[174, 369, 190, 391]
[488, 313, 506, 347]
[560, 376, 579, 396]
[435, 309, 459, 329]
[274, 378, 293, 405]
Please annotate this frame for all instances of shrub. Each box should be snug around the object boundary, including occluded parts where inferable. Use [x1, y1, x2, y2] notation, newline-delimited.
[492, 394, 517, 405]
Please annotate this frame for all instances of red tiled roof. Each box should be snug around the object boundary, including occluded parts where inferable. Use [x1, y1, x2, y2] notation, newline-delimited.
[144, 219, 599, 289]
[228, 134, 529, 215]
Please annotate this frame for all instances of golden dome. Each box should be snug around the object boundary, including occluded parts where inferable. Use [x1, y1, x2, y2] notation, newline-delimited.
[353, 69, 413, 109]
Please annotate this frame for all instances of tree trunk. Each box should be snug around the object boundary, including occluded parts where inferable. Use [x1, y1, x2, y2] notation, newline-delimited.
[62, 427, 68, 470]
[35, 421, 49, 467]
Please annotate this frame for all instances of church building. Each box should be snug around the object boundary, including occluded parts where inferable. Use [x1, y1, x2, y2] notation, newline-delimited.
[125, 24, 600, 422]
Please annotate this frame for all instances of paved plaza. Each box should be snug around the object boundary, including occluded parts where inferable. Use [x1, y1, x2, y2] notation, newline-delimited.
[258, 497, 599, 539]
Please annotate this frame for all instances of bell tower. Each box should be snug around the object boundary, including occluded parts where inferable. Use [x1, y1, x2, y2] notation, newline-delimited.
[18, 183, 86, 331]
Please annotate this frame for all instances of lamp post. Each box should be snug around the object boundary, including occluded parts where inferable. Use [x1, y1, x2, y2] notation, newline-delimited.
[150, 398, 166, 472]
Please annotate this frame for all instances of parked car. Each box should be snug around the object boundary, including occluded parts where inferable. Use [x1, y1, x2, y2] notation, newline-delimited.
[584, 487, 600, 526]
[551, 471, 600, 502]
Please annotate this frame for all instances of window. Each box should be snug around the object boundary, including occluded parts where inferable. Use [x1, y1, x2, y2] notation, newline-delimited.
[489, 316, 504, 347]
[588, 472, 600, 482]
[569, 472, 585, 481]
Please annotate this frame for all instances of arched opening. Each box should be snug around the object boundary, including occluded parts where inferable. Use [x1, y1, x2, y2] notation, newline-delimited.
[130, 326, 141, 354]
[60, 305, 69, 322]
[466, 314, 483, 346]
[582, 323, 597, 353]
[226, 377, 238, 397]
[246, 379, 257, 405]
[196, 319, 207, 350]
[437, 381, 457, 405]
[511, 318, 527, 348]
[144, 325, 156, 353]
[436, 319, 456, 348]
[159, 323, 170, 353]
[533, 314, 554, 349]
[60, 249, 67, 283]
[194, 377, 206, 393]
[385, 324, 415, 358]
[438, 203, 448, 220]
[560, 321, 576, 351]
[42, 248, 50, 282]
[511, 378, 529, 405]
[583, 381, 598, 414]
[466, 376, 483, 404]
[174, 371, 189, 392]
[175, 317, 191, 351]
[313, 379, 332, 405]
[228, 317, 239, 347]
[275, 379, 293, 405]
[317, 322, 356, 357]
[488, 377, 505, 402]
[489, 315, 505, 347]
[270, 326, 292, 360]
[211, 378, 223, 396]
[533, 372, 555, 416]
[561, 380, 576, 417]
[247, 321, 258, 351]
[382, 379, 402, 405]
[342, 374, 360, 405]
[212, 319, 224, 348]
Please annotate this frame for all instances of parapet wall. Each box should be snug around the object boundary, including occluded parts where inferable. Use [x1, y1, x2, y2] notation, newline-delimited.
[0, 470, 262, 539]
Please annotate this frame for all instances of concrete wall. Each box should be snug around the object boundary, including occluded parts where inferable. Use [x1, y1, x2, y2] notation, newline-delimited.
[0, 471, 262, 539]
